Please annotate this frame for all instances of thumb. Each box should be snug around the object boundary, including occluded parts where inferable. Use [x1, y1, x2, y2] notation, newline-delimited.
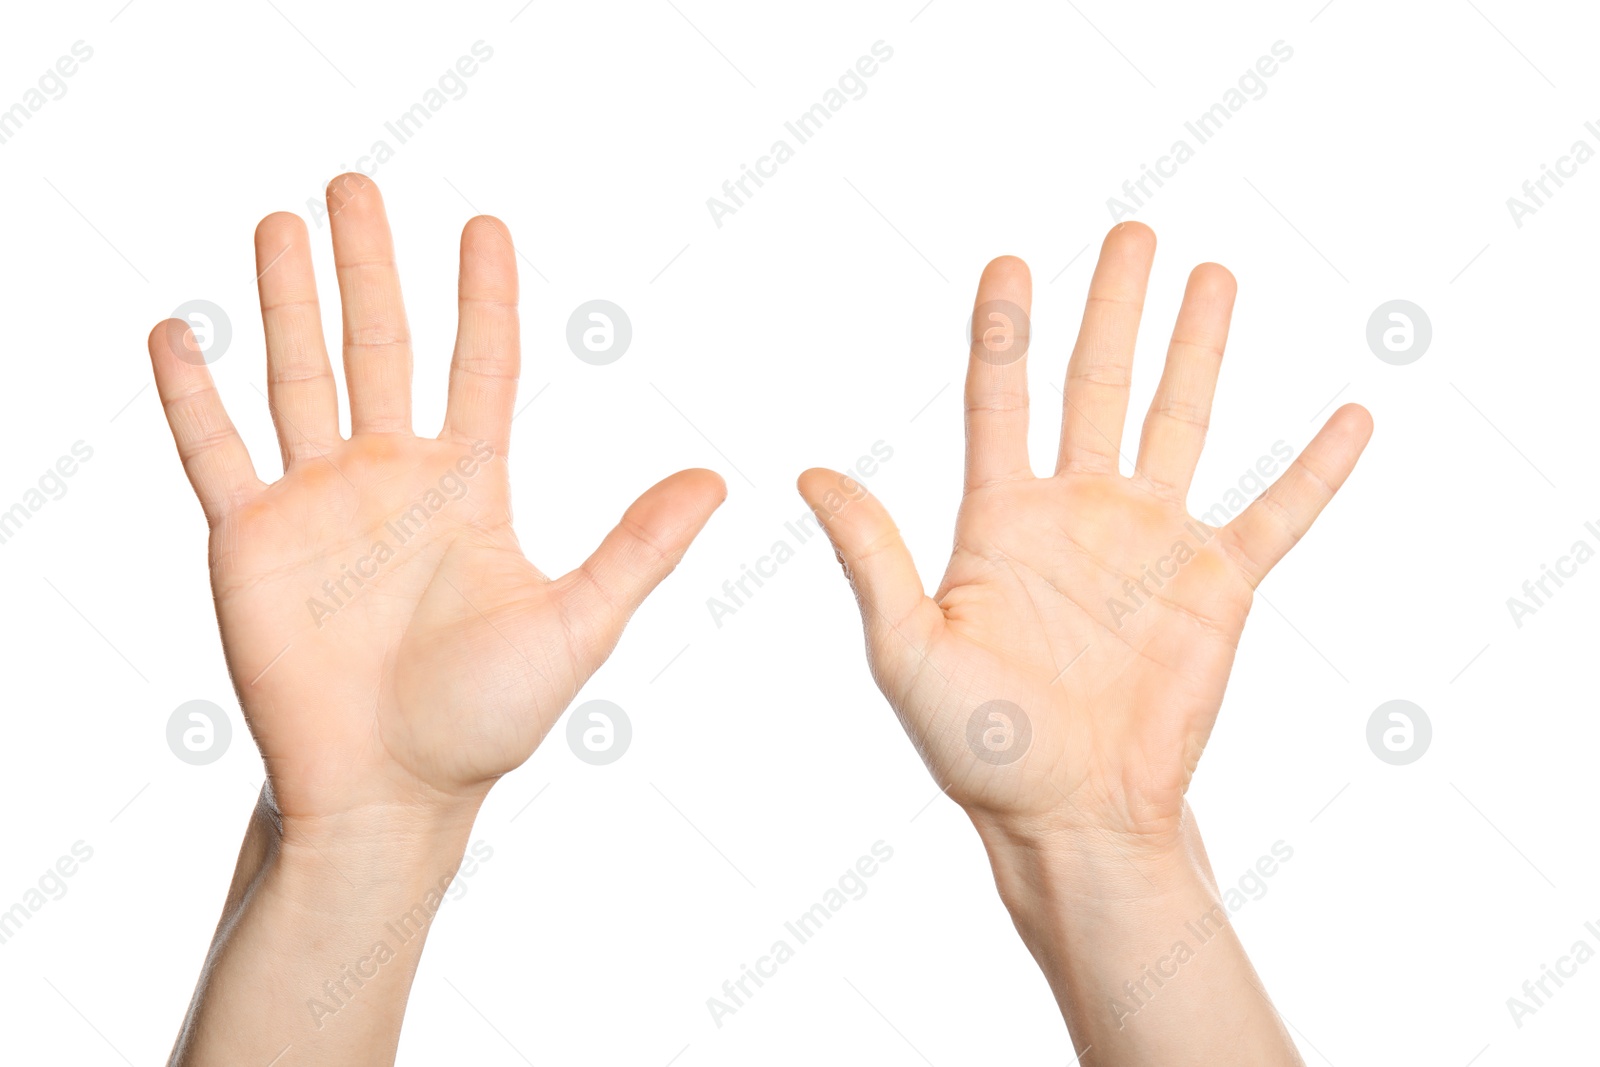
[557, 468, 726, 664]
[797, 468, 927, 637]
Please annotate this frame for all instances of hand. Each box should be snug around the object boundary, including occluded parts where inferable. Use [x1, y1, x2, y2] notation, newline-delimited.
[149, 173, 725, 829]
[800, 223, 1371, 854]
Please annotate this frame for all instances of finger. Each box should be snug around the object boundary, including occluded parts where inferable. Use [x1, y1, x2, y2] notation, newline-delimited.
[1134, 263, 1236, 497]
[1222, 404, 1374, 587]
[256, 211, 340, 468]
[148, 319, 263, 525]
[964, 255, 1033, 493]
[327, 173, 412, 435]
[556, 469, 727, 664]
[442, 216, 520, 454]
[797, 467, 927, 638]
[1055, 222, 1156, 475]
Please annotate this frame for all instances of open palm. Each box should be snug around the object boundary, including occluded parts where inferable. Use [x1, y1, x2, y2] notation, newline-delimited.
[801, 224, 1370, 848]
[150, 175, 723, 823]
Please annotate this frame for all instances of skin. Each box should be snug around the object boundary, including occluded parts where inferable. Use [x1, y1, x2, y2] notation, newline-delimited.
[798, 222, 1372, 1064]
[153, 173, 725, 1065]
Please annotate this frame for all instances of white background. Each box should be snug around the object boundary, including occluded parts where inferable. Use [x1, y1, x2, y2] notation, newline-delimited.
[0, 1, 1595, 1063]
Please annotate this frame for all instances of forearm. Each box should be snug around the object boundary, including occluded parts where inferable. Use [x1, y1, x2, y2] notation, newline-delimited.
[973, 808, 1302, 1066]
[170, 786, 481, 1066]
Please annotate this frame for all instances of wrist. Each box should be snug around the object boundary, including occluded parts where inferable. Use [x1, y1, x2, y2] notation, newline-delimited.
[968, 804, 1206, 917]
[265, 774, 482, 848]
[966, 805, 1300, 1062]
[171, 788, 483, 1063]
[970, 800, 1185, 870]
[262, 787, 483, 907]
